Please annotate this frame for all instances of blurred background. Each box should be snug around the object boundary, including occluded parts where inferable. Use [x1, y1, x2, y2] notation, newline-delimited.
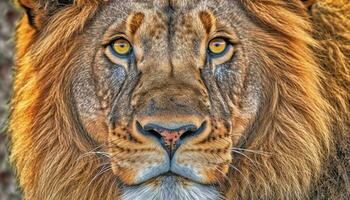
[0, 0, 22, 199]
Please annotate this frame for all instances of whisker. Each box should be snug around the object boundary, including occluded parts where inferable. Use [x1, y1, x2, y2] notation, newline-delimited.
[212, 163, 233, 188]
[88, 164, 113, 186]
[228, 163, 251, 186]
[231, 147, 273, 156]
[77, 137, 125, 162]
[231, 150, 260, 168]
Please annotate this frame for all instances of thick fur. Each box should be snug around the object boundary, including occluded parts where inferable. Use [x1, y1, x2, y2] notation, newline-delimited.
[8, 0, 349, 199]
[308, 1, 350, 198]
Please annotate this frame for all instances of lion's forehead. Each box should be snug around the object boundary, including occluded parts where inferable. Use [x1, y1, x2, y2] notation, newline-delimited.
[128, 0, 225, 11]
[133, 10, 206, 65]
[106, 0, 235, 37]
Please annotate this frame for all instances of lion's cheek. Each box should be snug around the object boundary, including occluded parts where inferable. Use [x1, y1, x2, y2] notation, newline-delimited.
[109, 147, 170, 185]
[203, 164, 230, 183]
[111, 165, 139, 185]
[81, 113, 109, 143]
[172, 149, 232, 184]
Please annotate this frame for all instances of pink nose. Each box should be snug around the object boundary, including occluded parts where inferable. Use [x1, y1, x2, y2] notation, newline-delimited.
[158, 129, 186, 148]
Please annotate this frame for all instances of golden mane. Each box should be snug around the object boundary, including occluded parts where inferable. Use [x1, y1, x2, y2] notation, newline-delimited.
[9, 0, 349, 199]
[227, 0, 350, 199]
[10, 1, 117, 199]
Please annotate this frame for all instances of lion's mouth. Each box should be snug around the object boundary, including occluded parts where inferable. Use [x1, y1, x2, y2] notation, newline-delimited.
[148, 172, 190, 184]
[128, 171, 206, 187]
[120, 171, 222, 200]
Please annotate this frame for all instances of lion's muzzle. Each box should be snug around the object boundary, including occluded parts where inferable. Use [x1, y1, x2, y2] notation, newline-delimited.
[136, 120, 208, 158]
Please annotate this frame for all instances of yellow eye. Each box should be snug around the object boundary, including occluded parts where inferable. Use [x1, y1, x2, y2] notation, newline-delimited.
[111, 38, 131, 56]
[208, 38, 227, 55]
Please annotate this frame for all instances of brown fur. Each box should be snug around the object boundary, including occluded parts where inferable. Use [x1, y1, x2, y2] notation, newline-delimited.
[8, 0, 349, 199]
[225, 1, 350, 199]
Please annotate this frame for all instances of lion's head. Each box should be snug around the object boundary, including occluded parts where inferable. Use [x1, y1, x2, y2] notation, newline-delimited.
[10, 0, 347, 199]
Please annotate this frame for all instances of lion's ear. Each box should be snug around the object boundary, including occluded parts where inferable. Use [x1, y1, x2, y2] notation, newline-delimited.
[301, 0, 317, 10]
[17, 0, 73, 29]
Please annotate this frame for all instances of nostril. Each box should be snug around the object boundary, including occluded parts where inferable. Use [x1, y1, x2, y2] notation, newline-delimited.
[179, 121, 207, 141]
[179, 130, 194, 141]
[147, 129, 162, 140]
[136, 121, 162, 140]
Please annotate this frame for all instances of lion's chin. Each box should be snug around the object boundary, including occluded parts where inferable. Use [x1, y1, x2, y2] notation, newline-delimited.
[120, 174, 222, 200]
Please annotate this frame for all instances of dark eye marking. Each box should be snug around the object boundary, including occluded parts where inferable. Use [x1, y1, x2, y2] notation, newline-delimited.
[22, 6, 36, 27]
[128, 12, 145, 35]
[199, 11, 214, 34]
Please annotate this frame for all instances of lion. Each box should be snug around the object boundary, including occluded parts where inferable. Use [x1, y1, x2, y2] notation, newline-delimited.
[8, 0, 349, 199]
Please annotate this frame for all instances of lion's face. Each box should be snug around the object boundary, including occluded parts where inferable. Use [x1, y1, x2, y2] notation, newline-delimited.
[12, 0, 337, 199]
[72, 0, 261, 198]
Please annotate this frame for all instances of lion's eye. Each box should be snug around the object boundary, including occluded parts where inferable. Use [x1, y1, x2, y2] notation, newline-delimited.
[208, 38, 228, 55]
[104, 37, 133, 65]
[206, 37, 235, 65]
[110, 38, 132, 57]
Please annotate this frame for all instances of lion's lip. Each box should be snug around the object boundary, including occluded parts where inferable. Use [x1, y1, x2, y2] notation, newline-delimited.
[130, 171, 205, 186]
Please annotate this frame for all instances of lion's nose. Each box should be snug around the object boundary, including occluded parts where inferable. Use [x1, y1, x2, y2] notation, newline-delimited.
[136, 121, 207, 158]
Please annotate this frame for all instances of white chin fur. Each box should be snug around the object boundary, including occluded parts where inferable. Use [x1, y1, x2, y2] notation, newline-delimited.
[121, 176, 222, 200]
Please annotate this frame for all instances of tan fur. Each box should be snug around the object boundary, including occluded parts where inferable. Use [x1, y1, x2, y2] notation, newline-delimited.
[8, 0, 349, 199]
